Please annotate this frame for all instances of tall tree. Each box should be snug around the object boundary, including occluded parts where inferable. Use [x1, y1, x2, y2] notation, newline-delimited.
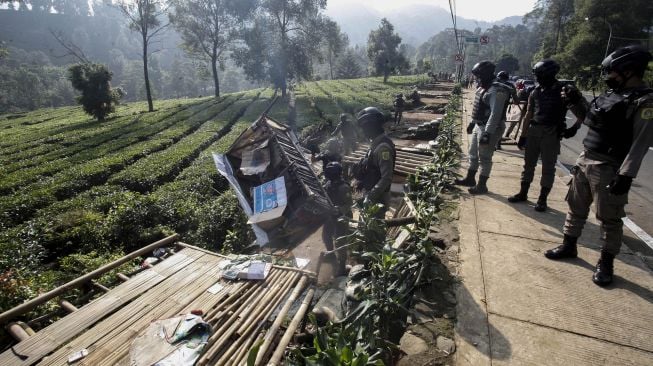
[496, 53, 520, 74]
[117, 0, 169, 112]
[367, 18, 408, 83]
[169, 0, 255, 97]
[68, 63, 124, 121]
[234, 0, 326, 97]
[335, 49, 363, 79]
[321, 18, 348, 80]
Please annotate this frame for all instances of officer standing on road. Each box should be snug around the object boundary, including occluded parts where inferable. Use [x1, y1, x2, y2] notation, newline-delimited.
[331, 113, 358, 154]
[545, 45, 653, 287]
[508, 59, 587, 212]
[455, 61, 511, 194]
[353, 107, 396, 210]
[496, 71, 522, 150]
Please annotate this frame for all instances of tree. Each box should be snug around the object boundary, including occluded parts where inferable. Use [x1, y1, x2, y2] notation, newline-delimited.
[367, 18, 408, 83]
[321, 18, 348, 80]
[117, 0, 169, 112]
[68, 63, 124, 121]
[496, 53, 520, 74]
[335, 49, 363, 79]
[169, 0, 255, 97]
[234, 0, 326, 98]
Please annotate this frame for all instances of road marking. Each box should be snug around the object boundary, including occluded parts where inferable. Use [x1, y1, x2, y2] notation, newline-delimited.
[556, 160, 653, 251]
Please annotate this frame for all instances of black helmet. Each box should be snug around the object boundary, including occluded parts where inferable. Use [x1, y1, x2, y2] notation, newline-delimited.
[325, 138, 341, 153]
[532, 59, 560, 78]
[324, 161, 343, 180]
[339, 113, 348, 121]
[356, 106, 385, 128]
[472, 61, 495, 79]
[497, 71, 509, 80]
[602, 45, 652, 76]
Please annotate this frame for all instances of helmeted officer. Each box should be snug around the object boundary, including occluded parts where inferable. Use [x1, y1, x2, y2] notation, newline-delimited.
[331, 113, 358, 154]
[353, 107, 396, 209]
[322, 161, 353, 275]
[455, 61, 512, 194]
[393, 93, 405, 125]
[508, 59, 587, 211]
[496, 71, 522, 150]
[545, 45, 653, 286]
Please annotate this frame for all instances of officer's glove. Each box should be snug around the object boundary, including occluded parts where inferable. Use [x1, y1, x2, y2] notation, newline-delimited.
[517, 136, 527, 150]
[466, 123, 475, 134]
[607, 175, 633, 195]
[561, 85, 582, 105]
[562, 125, 579, 139]
[479, 132, 491, 145]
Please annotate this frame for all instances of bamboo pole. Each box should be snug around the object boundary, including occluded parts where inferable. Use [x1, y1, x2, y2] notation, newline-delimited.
[0, 234, 179, 324]
[268, 288, 315, 366]
[254, 275, 309, 366]
[116, 273, 130, 282]
[197, 271, 285, 365]
[58, 300, 78, 313]
[215, 272, 299, 365]
[7, 322, 30, 342]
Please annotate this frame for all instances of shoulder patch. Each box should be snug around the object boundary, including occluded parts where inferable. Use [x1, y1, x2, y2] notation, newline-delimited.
[641, 107, 653, 120]
[382, 150, 391, 160]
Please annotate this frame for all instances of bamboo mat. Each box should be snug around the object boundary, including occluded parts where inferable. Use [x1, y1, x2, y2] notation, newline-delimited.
[2, 247, 312, 366]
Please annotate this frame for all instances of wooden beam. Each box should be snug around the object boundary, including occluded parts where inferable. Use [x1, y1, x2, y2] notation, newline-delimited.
[0, 234, 179, 324]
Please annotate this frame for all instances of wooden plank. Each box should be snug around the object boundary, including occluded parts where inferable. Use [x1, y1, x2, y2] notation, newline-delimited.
[37, 252, 223, 366]
[0, 248, 202, 366]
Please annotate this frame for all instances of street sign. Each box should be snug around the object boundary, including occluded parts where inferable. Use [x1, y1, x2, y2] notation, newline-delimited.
[480, 35, 490, 45]
[455, 54, 464, 64]
[464, 36, 479, 44]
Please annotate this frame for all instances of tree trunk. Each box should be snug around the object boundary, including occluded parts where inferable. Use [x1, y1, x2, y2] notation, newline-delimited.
[329, 51, 333, 80]
[211, 50, 220, 97]
[142, 38, 154, 112]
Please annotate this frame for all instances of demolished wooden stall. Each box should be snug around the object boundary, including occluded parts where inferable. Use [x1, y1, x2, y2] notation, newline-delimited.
[0, 235, 316, 366]
[342, 143, 435, 177]
[214, 115, 335, 246]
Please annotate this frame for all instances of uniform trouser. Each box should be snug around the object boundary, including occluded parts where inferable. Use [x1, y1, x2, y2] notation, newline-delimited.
[468, 123, 505, 177]
[521, 124, 559, 189]
[394, 110, 403, 124]
[563, 161, 627, 255]
[323, 215, 351, 273]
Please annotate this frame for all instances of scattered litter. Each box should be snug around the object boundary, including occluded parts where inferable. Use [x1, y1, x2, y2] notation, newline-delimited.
[221, 259, 272, 280]
[67, 349, 88, 364]
[295, 257, 310, 269]
[206, 283, 224, 294]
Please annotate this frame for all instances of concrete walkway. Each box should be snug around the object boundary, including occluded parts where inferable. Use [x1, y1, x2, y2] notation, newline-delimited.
[454, 90, 653, 365]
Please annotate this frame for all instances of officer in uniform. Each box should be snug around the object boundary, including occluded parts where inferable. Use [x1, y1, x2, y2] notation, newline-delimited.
[545, 45, 653, 286]
[496, 71, 521, 150]
[393, 94, 405, 125]
[508, 60, 587, 211]
[353, 107, 396, 210]
[331, 113, 358, 154]
[455, 61, 511, 194]
[322, 161, 353, 275]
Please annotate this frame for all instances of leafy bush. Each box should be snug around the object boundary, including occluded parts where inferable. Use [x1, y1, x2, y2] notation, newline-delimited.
[68, 63, 123, 121]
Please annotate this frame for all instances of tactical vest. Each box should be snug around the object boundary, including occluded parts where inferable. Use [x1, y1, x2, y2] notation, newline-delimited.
[532, 81, 566, 126]
[471, 88, 491, 122]
[583, 88, 653, 162]
[494, 81, 513, 120]
[358, 135, 396, 191]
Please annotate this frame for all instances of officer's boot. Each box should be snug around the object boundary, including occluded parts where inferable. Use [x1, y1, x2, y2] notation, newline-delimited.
[544, 234, 578, 260]
[592, 250, 615, 287]
[468, 175, 489, 195]
[534, 186, 552, 212]
[455, 169, 476, 187]
[508, 181, 530, 203]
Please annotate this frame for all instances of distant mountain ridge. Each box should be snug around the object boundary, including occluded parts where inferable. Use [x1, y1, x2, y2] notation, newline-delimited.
[326, 3, 523, 46]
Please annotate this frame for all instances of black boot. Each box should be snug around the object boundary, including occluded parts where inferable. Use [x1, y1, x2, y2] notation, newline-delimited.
[544, 234, 578, 259]
[534, 187, 552, 212]
[508, 181, 530, 203]
[469, 175, 489, 195]
[592, 250, 615, 286]
[455, 169, 477, 187]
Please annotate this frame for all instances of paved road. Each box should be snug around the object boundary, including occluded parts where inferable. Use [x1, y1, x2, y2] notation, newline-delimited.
[558, 94, 653, 256]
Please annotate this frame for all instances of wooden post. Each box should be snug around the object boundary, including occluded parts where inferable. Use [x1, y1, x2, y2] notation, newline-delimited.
[7, 322, 30, 342]
[0, 234, 179, 324]
[116, 273, 130, 282]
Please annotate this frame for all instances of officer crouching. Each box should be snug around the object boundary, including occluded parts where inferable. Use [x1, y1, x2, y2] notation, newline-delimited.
[352, 107, 396, 214]
[545, 45, 653, 287]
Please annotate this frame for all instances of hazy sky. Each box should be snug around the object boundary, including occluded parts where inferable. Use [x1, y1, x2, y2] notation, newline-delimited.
[327, 0, 538, 22]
